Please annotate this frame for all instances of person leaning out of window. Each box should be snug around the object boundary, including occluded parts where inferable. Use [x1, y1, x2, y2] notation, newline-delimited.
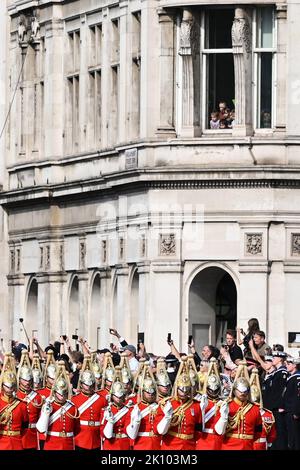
[237, 318, 260, 357]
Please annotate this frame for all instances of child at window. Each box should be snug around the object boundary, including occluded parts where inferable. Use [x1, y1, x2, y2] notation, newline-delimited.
[219, 119, 228, 129]
[210, 111, 220, 129]
[228, 110, 235, 128]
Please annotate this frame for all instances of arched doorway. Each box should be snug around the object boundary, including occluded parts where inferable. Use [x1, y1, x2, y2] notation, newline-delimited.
[26, 278, 38, 339]
[69, 276, 80, 338]
[189, 267, 237, 351]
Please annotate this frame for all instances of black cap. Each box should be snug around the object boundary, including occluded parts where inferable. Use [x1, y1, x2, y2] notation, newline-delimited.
[272, 350, 287, 358]
[165, 354, 179, 364]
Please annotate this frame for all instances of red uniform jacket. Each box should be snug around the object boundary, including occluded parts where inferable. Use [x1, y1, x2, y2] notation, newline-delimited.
[98, 388, 110, 406]
[131, 401, 164, 450]
[72, 391, 106, 449]
[44, 400, 79, 450]
[160, 399, 202, 451]
[253, 407, 276, 450]
[100, 402, 133, 450]
[17, 389, 43, 449]
[222, 398, 262, 450]
[196, 398, 223, 450]
[0, 394, 29, 450]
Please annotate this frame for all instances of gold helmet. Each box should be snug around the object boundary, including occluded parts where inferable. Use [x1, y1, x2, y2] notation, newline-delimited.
[110, 366, 126, 399]
[133, 358, 147, 392]
[101, 352, 115, 389]
[0, 353, 17, 391]
[90, 351, 102, 381]
[119, 353, 132, 385]
[43, 350, 57, 386]
[156, 358, 171, 388]
[203, 357, 221, 399]
[32, 353, 43, 389]
[79, 355, 96, 389]
[17, 350, 33, 387]
[250, 368, 263, 407]
[187, 354, 199, 395]
[173, 357, 192, 399]
[231, 360, 250, 397]
[52, 360, 71, 400]
[139, 361, 157, 402]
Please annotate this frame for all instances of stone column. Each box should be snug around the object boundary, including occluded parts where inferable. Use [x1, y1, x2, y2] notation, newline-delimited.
[137, 261, 150, 338]
[156, 8, 176, 138]
[238, 262, 269, 332]
[231, 7, 252, 136]
[274, 4, 287, 134]
[7, 275, 25, 345]
[115, 264, 130, 341]
[44, 10, 64, 158]
[95, 268, 111, 349]
[149, 261, 183, 355]
[118, 3, 128, 143]
[101, 8, 109, 148]
[77, 271, 89, 338]
[178, 9, 200, 137]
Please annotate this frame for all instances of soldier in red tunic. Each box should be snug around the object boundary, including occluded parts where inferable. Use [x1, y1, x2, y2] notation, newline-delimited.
[126, 361, 164, 450]
[72, 355, 106, 450]
[16, 350, 43, 450]
[100, 366, 134, 450]
[196, 357, 229, 450]
[120, 353, 136, 405]
[38, 350, 57, 449]
[36, 360, 79, 450]
[222, 360, 263, 450]
[158, 356, 202, 450]
[98, 352, 115, 404]
[250, 367, 276, 450]
[0, 353, 29, 450]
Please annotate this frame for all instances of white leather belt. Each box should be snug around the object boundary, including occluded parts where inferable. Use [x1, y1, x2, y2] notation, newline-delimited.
[28, 423, 37, 429]
[80, 420, 100, 426]
[47, 431, 74, 437]
[202, 428, 214, 434]
[137, 431, 158, 437]
[111, 433, 127, 438]
[257, 437, 267, 443]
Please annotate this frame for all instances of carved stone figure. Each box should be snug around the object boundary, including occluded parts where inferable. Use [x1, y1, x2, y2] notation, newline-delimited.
[246, 234, 262, 255]
[30, 16, 40, 41]
[160, 234, 176, 256]
[18, 17, 27, 43]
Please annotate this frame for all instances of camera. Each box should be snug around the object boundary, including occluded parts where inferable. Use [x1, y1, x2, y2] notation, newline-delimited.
[62, 335, 67, 341]
[19, 318, 24, 323]
[188, 335, 193, 345]
[222, 344, 229, 350]
[167, 333, 172, 343]
[72, 334, 78, 340]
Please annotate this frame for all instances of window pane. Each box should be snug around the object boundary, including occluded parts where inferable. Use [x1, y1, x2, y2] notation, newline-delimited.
[205, 9, 234, 49]
[257, 8, 273, 48]
[207, 53, 235, 128]
[259, 52, 272, 128]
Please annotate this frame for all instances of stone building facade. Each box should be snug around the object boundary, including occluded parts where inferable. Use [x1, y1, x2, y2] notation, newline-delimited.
[1, 0, 300, 356]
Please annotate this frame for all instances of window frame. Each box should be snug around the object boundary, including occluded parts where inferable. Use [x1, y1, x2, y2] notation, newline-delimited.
[200, 9, 234, 134]
[252, 7, 277, 131]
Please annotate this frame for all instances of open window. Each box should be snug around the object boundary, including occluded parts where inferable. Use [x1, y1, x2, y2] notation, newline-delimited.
[202, 9, 235, 131]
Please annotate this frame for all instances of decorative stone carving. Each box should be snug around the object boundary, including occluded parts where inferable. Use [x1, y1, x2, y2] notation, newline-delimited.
[231, 12, 251, 53]
[16, 249, 21, 272]
[45, 245, 50, 270]
[18, 16, 27, 44]
[39, 246, 44, 269]
[10, 249, 15, 273]
[80, 241, 86, 269]
[30, 16, 40, 41]
[160, 234, 176, 256]
[179, 11, 193, 56]
[291, 234, 300, 255]
[246, 233, 263, 255]
[119, 237, 124, 260]
[60, 244, 64, 270]
[102, 240, 107, 263]
[140, 235, 147, 258]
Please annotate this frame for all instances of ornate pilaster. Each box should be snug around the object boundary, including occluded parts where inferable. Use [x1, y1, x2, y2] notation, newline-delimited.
[178, 9, 200, 137]
[156, 8, 176, 138]
[231, 7, 252, 136]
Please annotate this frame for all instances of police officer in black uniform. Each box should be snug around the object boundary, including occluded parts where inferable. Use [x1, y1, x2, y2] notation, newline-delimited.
[283, 357, 300, 450]
[261, 350, 288, 449]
